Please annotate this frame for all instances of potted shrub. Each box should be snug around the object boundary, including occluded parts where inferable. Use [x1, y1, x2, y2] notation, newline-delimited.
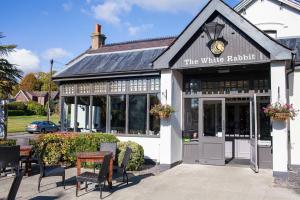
[263, 102, 299, 121]
[150, 104, 175, 119]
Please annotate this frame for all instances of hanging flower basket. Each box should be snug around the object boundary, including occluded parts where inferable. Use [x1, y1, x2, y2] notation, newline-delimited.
[150, 104, 175, 120]
[263, 102, 299, 121]
[272, 113, 291, 121]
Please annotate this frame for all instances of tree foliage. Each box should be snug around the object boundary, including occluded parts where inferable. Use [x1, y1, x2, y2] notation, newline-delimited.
[36, 72, 58, 91]
[19, 73, 41, 91]
[0, 32, 23, 139]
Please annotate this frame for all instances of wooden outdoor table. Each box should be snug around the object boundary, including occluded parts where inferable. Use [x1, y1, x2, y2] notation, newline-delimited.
[76, 151, 113, 190]
[20, 145, 33, 176]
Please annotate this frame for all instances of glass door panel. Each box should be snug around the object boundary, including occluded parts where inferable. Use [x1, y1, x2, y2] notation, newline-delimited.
[199, 98, 225, 166]
[203, 101, 223, 137]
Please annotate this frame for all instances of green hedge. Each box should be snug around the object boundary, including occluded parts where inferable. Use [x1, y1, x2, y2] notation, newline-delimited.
[32, 133, 144, 170]
[27, 101, 46, 116]
[0, 139, 16, 146]
[8, 102, 27, 110]
[8, 110, 27, 116]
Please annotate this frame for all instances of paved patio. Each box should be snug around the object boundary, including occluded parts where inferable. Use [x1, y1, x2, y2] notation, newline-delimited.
[1, 164, 299, 200]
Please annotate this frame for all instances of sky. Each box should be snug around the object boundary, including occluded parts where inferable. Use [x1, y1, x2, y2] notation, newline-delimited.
[0, 0, 240, 74]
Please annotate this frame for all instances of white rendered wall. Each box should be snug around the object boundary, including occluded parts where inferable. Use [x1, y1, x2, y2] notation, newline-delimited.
[171, 70, 183, 164]
[117, 136, 160, 161]
[289, 70, 300, 165]
[240, 0, 300, 38]
[159, 69, 173, 165]
[159, 69, 183, 166]
[271, 61, 288, 173]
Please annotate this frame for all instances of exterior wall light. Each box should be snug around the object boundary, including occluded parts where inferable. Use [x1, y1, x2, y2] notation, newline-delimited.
[203, 22, 228, 56]
[203, 22, 225, 41]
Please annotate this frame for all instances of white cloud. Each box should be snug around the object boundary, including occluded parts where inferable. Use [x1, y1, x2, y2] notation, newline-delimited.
[42, 48, 71, 60]
[5, 49, 40, 74]
[62, 1, 73, 11]
[89, 0, 208, 25]
[91, 1, 131, 25]
[128, 24, 153, 36]
[132, 0, 208, 13]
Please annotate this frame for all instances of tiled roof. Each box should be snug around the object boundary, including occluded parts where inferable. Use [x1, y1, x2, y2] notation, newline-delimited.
[88, 36, 176, 54]
[65, 36, 176, 65]
[54, 37, 176, 79]
[278, 37, 300, 64]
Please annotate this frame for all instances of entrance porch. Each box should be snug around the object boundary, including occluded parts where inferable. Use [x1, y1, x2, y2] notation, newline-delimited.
[180, 64, 272, 171]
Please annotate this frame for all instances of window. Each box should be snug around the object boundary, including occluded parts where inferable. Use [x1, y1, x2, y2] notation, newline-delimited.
[149, 94, 161, 135]
[150, 78, 160, 91]
[110, 95, 126, 133]
[78, 84, 91, 94]
[92, 96, 107, 132]
[110, 80, 126, 92]
[183, 98, 198, 141]
[129, 95, 147, 134]
[94, 82, 107, 93]
[60, 77, 161, 136]
[76, 96, 90, 131]
[62, 96, 75, 131]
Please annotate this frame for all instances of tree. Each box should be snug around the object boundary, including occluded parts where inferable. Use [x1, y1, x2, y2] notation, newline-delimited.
[19, 73, 41, 91]
[36, 71, 58, 91]
[0, 33, 23, 139]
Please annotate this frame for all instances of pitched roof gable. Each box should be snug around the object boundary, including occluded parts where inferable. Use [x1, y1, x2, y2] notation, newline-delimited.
[153, 0, 292, 69]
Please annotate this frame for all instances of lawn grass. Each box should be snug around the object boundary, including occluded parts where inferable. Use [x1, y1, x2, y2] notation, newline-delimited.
[8, 114, 59, 133]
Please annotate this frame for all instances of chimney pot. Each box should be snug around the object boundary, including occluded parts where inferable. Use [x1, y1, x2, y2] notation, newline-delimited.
[95, 24, 101, 34]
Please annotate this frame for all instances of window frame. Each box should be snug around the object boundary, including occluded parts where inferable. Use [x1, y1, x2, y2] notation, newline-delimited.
[60, 77, 161, 137]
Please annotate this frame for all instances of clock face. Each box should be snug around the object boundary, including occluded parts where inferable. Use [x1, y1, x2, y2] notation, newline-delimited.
[210, 40, 225, 55]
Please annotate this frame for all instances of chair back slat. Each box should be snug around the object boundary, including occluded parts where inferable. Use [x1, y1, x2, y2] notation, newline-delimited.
[16, 138, 29, 146]
[99, 142, 117, 160]
[98, 154, 111, 182]
[7, 170, 24, 200]
[0, 146, 20, 170]
[121, 147, 132, 169]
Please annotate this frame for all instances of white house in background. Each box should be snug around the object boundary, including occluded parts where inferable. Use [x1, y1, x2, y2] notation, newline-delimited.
[235, 0, 300, 38]
[53, 0, 300, 181]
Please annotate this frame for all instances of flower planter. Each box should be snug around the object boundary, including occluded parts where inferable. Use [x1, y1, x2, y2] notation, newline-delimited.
[272, 113, 290, 121]
[150, 104, 175, 120]
[158, 112, 170, 119]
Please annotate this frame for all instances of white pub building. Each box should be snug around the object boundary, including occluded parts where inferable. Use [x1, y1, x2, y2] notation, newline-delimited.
[53, 0, 300, 181]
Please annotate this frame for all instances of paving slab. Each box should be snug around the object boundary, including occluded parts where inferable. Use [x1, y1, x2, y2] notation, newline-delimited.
[0, 164, 299, 200]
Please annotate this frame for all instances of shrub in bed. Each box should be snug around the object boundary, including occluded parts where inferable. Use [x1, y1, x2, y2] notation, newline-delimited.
[117, 141, 144, 171]
[33, 133, 118, 166]
[32, 133, 145, 170]
[0, 139, 16, 146]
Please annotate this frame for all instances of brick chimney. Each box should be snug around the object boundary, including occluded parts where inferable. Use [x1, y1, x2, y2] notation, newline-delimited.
[91, 24, 106, 50]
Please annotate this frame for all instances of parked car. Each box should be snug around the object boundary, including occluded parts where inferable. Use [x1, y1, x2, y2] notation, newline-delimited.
[26, 121, 58, 134]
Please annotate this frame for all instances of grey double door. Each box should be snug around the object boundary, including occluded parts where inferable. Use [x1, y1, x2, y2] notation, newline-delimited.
[199, 98, 225, 166]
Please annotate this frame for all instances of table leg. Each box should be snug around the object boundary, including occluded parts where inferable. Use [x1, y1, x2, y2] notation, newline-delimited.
[108, 158, 113, 189]
[76, 159, 81, 190]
